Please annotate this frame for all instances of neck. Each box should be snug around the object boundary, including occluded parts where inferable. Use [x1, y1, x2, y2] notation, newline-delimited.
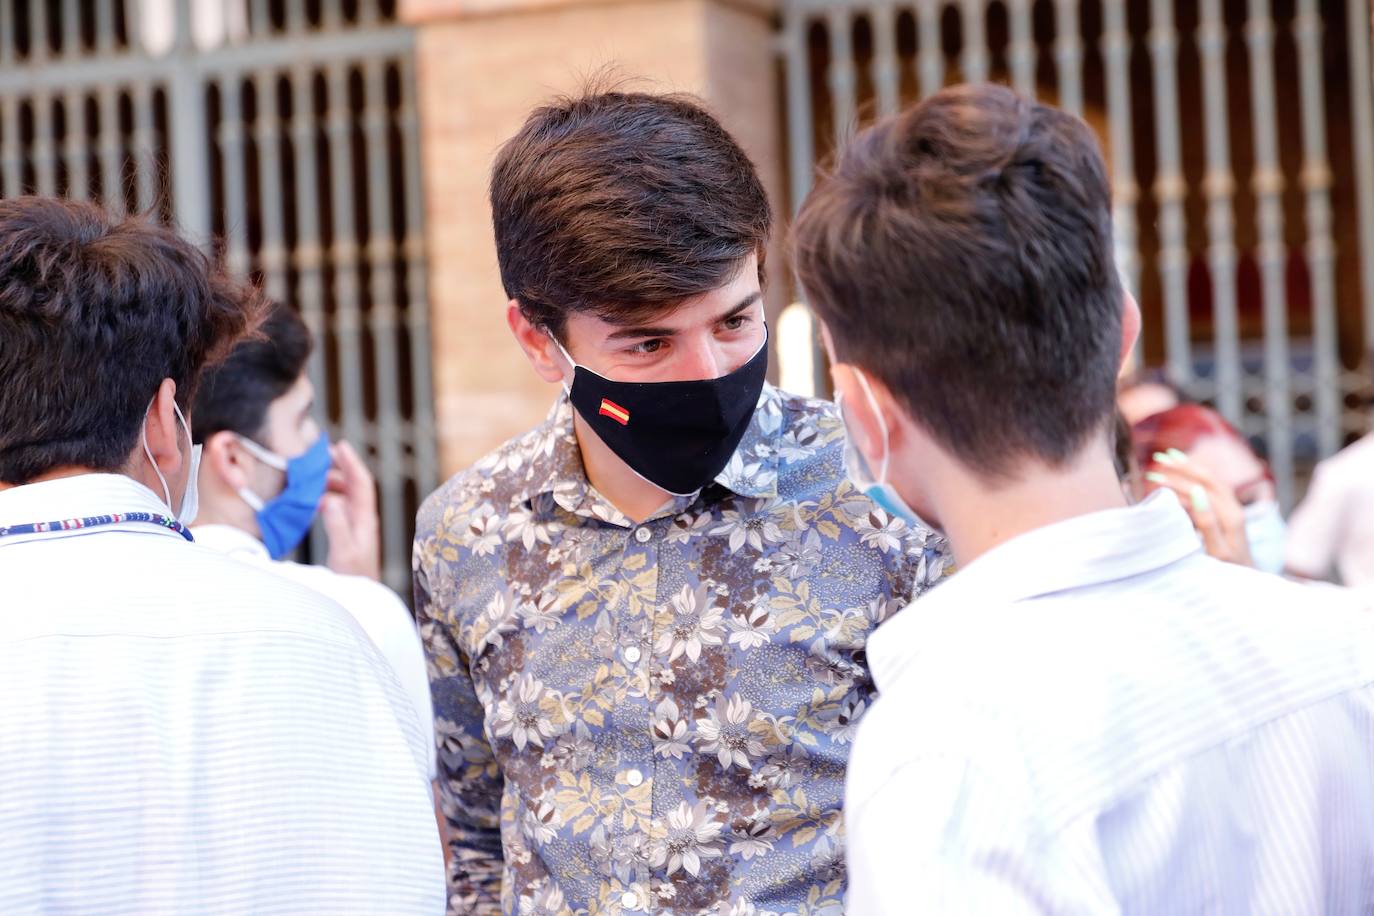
[0, 465, 100, 492]
[191, 483, 263, 539]
[572, 410, 673, 524]
[932, 438, 1127, 568]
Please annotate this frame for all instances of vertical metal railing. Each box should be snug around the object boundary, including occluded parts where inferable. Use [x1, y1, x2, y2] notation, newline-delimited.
[0, 0, 439, 597]
[778, 0, 1374, 505]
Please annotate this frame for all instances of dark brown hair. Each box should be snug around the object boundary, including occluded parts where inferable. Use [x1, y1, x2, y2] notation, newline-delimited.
[193, 302, 313, 444]
[490, 89, 771, 337]
[794, 83, 1122, 477]
[0, 197, 263, 484]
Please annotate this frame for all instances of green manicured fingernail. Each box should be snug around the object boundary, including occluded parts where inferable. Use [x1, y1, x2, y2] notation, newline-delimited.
[1190, 484, 1210, 512]
[1153, 451, 1177, 466]
[1168, 448, 1188, 462]
[1145, 472, 1168, 484]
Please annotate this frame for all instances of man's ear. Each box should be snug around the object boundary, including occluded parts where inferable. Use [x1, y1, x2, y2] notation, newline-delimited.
[1119, 292, 1142, 372]
[144, 378, 184, 477]
[831, 363, 889, 470]
[202, 430, 252, 493]
[507, 301, 568, 385]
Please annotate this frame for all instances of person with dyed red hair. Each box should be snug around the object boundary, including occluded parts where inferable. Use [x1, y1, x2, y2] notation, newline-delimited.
[1131, 404, 1286, 574]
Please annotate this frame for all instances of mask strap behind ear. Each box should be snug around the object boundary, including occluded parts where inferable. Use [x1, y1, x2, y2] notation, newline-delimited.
[545, 328, 578, 394]
[235, 434, 290, 472]
[850, 369, 892, 485]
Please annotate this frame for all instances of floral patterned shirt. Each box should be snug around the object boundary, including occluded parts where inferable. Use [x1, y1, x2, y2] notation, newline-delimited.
[413, 384, 949, 915]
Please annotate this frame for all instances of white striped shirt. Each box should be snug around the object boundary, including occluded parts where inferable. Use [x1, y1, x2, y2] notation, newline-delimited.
[846, 491, 1374, 914]
[0, 474, 445, 914]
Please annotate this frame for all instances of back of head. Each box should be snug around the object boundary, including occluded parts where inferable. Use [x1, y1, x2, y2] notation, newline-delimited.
[794, 83, 1122, 477]
[490, 88, 772, 335]
[0, 197, 259, 484]
[192, 302, 313, 443]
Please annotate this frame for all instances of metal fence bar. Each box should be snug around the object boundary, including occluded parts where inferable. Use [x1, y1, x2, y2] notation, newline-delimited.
[33, 93, 58, 196]
[218, 74, 252, 278]
[290, 66, 331, 433]
[399, 55, 439, 497]
[251, 0, 272, 37]
[254, 69, 289, 302]
[1295, 0, 1341, 458]
[871, 3, 901, 117]
[1352, 1, 1374, 362]
[961, 0, 990, 83]
[783, 9, 816, 214]
[29, 0, 50, 65]
[95, 0, 115, 53]
[62, 0, 82, 58]
[1008, 0, 1037, 96]
[0, 97, 20, 198]
[1054, 0, 1084, 115]
[64, 89, 90, 200]
[917, 0, 945, 98]
[325, 62, 368, 453]
[0, 0, 13, 70]
[1103, 1, 1141, 339]
[1149, 0, 1190, 387]
[132, 80, 158, 214]
[1198, 0, 1243, 424]
[1247, 0, 1294, 507]
[363, 58, 409, 593]
[98, 86, 125, 215]
[827, 8, 858, 145]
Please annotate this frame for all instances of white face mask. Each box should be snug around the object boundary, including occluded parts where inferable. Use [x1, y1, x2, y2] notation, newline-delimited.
[836, 370, 936, 533]
[1243, 499, 1287, 576]
[140, 400, 200, 525]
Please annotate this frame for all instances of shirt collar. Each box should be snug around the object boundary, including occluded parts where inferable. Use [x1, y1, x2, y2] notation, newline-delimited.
[511, 384, 783, 518]
[0, 472, 181, 540]
[191, 523, 271, 562]
[868, 490, 1204, 691]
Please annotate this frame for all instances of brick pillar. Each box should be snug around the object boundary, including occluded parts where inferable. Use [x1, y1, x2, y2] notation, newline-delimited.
[401, 0, 785, 479]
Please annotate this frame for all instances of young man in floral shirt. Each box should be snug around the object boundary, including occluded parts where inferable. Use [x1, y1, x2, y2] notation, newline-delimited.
[413, 90, 948, 915]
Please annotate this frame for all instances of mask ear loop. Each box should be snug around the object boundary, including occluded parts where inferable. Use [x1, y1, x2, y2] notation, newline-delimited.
[850, 369, 892, 485]
[233, 435, 289, 513]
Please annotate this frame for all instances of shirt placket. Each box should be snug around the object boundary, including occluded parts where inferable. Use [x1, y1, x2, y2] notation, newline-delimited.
[614, 517, 660, 914]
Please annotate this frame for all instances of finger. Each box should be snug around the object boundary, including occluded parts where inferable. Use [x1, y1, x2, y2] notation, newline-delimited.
[333, 441, 378, 513]
[1148, 451, 1224, 490]
[325, 468, 348, 495]
[319, 493, 353, 544]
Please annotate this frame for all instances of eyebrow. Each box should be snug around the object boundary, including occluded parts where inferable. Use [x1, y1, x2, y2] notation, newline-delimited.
[605, 292, 763, 341]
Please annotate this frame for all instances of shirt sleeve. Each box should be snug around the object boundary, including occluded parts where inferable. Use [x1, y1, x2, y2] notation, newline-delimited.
[1285, 462, 1346, 579]
[413, 532, 505, 914]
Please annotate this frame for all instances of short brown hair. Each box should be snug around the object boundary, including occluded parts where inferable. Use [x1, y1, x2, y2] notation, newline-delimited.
[0, 197, 262, 484]
[490, 90, 771, 336]
[794, 84, 1122, 477]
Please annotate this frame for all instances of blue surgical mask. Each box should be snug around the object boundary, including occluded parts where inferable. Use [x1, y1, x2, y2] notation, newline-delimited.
[237, 432, 332, 560]
[835, 371, 935, 534]
[1243, 499, 1287, 576]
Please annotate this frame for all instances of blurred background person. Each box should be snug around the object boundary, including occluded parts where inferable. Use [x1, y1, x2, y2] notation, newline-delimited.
[0, 197, 443, 913]
[1117, 370, 1185, 427]
[191, 301, 437, 785]
[1285, 430, 1374, 586]
[1132, 404, 1285, 574]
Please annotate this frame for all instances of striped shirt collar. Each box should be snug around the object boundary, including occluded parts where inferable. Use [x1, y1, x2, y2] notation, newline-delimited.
[0, 473, 183, 543]
[869, 490, 1203, 691]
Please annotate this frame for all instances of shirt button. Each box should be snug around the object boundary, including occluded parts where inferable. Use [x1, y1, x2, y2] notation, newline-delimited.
[634, 527, 652, 543]
[621, 890, 640, 911]
[624, 646, 642, 664]
[625, 768, 644, 787]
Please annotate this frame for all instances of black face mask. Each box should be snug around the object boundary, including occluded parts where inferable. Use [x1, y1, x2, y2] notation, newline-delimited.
[552, 332, 769, 496]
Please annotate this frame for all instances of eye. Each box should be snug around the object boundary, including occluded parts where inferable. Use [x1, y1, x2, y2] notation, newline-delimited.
[629, 338, 666, 355]
[721, 314, 751, 332]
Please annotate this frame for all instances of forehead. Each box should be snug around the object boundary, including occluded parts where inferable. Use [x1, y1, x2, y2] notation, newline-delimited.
[1188, 433, 1266, 489]
[578, 253, 762, 334]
